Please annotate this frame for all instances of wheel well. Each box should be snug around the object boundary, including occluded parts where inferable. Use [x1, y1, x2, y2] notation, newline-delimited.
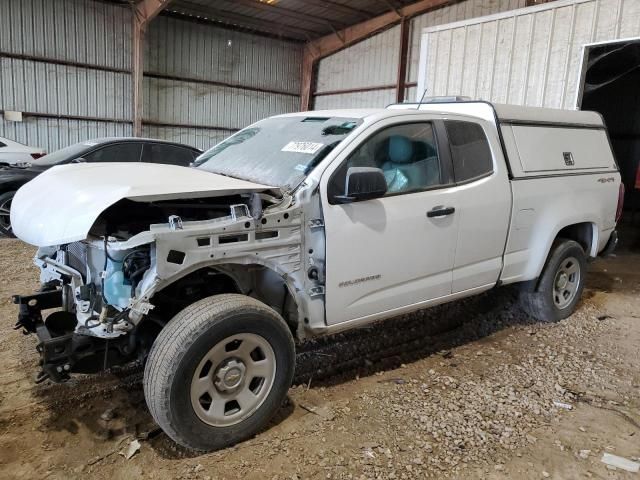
[148, 265, 299, 336]
[555, 222, 595, 257]
[0, 187, 20, 196]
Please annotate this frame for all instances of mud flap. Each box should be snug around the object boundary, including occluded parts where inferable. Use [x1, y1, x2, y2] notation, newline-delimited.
[600, 230, 618, 257]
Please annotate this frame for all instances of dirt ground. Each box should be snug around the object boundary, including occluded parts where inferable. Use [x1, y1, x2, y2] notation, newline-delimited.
[0, 238, 639, 480]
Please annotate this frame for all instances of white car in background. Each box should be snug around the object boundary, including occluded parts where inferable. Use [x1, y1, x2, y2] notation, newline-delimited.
[0, 137, 46, 166]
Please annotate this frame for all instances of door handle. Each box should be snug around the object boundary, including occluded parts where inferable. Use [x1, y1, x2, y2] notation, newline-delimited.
[427, 206, 455, 218]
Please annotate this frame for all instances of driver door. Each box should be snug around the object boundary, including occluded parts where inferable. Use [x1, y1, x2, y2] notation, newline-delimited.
[320, 118, 460, 326]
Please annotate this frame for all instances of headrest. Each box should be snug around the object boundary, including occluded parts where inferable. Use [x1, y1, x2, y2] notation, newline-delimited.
[388, 135, 413, 164]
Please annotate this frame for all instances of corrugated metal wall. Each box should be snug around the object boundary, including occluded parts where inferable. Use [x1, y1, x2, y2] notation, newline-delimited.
[0, 1, 301, 152]
[0, 0, 133, 151]
[143, 16, 302, 151]
[418, 0, 640, 108]
[316, 25, 400, 92]
[313, 0, 526, 110]
[314, 89, 397, 110]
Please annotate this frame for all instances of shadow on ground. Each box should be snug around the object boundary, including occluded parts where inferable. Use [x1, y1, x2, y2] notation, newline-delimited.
[26, 249, 627, 459]
[29, 284, 545, 458]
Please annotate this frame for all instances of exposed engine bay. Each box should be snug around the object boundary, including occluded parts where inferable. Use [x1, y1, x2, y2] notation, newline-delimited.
[14, 188, 325, 383]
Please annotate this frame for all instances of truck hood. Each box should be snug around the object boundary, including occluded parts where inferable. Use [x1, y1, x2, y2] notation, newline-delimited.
[11, 162, 274, 247]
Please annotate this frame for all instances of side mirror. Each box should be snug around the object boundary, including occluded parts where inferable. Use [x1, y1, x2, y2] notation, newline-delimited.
[71, 157, 86, 164]
[333, 167, 387, 204]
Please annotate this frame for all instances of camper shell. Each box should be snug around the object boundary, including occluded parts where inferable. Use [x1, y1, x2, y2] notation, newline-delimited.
[388, 101, 618, 178]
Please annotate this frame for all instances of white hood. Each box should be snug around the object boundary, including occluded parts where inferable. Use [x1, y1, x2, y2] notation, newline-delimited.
[11, 162, 273, 247]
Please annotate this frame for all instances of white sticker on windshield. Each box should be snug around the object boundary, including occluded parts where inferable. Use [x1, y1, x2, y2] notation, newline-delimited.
[282, 141, 324, 154]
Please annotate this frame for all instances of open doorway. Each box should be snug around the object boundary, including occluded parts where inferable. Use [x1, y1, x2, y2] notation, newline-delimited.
[577, 38, 640, 247]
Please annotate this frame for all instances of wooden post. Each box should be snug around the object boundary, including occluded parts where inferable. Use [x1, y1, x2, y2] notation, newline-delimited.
[396, 16, 410, 103]
[300, 46, 316, 111]
[132, 0, 173, 136]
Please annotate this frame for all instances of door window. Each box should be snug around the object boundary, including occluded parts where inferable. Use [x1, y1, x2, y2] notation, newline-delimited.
[141, 143, 197, 166]
[329, 122, 445, 199]
[83, 143, 142, 163]
[445, 121, 493, 182]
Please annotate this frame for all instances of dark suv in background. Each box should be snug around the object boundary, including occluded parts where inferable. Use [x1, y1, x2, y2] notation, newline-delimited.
[0, 137, 201, 237]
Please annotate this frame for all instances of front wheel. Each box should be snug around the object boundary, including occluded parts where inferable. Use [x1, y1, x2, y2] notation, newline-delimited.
[520, 239, 587, 322]
[0, 191, 16, 238]
[144, 294, 295, 451]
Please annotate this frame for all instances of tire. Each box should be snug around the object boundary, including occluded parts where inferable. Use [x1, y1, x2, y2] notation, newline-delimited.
[520, 239, 587, 322]
[0, 191, 16, 238]
[144, 294, 295, 451]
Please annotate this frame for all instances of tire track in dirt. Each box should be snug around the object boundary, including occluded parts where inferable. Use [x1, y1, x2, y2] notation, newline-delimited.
[6, 288, 529, 419]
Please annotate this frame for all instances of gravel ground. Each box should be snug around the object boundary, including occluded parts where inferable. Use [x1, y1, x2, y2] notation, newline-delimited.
[0, 238, 638, 479]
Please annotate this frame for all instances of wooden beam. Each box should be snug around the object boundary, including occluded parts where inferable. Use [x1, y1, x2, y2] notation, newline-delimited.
[304, 0, 374, 21]
[132, 0, 173, 137]
[396, 16, 410, 103]
[379, 0, 403, 18]
[301, 0, 454, 111]
[134, 0, 172, 24]
[305, 0, 454, 63]
[132, 20, 144, 137]
[170, 0, 319, 39]
[300, 48, 315, 111]
[218, 0, 350, 29]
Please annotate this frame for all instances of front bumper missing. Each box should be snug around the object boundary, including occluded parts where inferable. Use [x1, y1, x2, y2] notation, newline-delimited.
[13, 290, 133, 383]
[13, 290, 62, 333]
[13, 290, 72, 382]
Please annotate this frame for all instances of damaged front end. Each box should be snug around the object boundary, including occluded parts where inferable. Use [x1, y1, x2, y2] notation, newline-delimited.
[10, 158, 332, 383]
[14, 232, 159, 383]
[13, 188, 314, 383]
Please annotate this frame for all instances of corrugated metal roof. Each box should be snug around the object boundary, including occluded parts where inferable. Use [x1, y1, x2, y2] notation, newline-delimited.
[161, 0, 420, 41]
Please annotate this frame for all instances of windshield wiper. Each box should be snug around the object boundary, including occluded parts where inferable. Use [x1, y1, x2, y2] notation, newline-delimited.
[321, 122, 358, 136]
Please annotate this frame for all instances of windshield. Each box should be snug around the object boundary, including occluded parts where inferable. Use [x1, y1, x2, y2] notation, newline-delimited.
[30, 141, 95, 166]
[194, 116, 362, 190]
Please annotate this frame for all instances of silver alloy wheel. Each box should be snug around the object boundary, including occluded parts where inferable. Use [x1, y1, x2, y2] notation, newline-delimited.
[553, 256, 580, 309]
[0, 195, 12, 232]
[190, 333, 276, 427]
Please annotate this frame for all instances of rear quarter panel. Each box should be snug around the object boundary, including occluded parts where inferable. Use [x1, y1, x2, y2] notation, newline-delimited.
[500, 172, 620, 284]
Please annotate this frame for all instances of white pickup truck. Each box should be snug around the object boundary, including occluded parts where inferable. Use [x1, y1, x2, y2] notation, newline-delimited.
[11, 101, 621, 451]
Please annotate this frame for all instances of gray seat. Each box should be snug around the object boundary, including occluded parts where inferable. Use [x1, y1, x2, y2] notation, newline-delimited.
[382, 135, 440, 193]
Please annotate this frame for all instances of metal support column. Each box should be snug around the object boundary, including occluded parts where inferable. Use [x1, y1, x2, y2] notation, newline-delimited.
[132, 0, 173, 137]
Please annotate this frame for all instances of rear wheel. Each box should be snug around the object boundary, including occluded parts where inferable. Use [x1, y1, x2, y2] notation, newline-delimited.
[520, 239, 586, 322]
[0, 191, 16, 238]
[144, 294, 295, 451]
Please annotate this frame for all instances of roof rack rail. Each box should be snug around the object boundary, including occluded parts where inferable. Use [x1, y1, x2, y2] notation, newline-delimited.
[387, 96, 473, 108]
